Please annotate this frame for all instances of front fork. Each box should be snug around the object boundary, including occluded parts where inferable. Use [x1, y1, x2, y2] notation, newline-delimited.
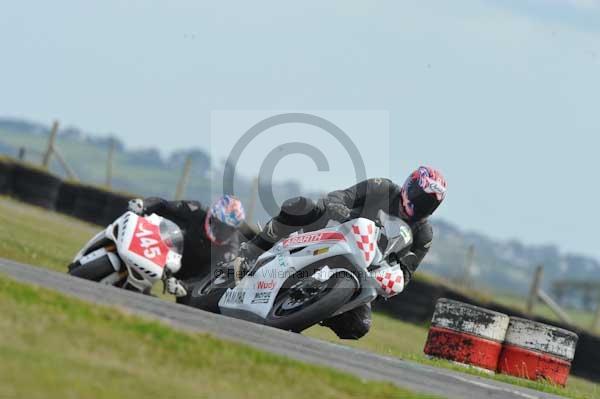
[161, 268, 173, 295]
[232, 257, 246, 285]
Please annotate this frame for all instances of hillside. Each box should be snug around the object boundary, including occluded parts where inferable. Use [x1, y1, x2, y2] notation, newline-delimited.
[0, 118, 303, 213]
[426, 220, 600, 303]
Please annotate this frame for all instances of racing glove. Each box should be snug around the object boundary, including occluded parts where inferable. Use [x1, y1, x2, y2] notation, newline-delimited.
[397, 252, 418, 287]
[239, 241, 264, 264]
[128, 198, 144, 215]
[325, 201, 351, 222]
[165, 277, 188, 297]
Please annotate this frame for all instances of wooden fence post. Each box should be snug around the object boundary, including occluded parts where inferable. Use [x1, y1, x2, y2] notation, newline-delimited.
[526, 265, 544, 315]
[52, 147, 79, 181]
[592, 303, 600, 332]
[42, 120, 59, 168]
[105, 139, 115, 188]
[537, 289, 574, 325]
[174, 155, 193, 200]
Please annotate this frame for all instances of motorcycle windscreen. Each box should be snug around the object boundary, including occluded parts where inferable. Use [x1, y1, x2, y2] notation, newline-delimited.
[376, 210, 413, 258]
[159, 219, 184, 255]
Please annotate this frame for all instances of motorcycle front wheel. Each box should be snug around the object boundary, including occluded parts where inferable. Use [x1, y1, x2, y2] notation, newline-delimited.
[265, 272, 357, 333]
[68, 253, 116, 282]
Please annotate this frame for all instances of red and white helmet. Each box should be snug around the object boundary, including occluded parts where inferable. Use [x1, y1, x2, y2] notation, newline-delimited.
[400, 166, 447, 220]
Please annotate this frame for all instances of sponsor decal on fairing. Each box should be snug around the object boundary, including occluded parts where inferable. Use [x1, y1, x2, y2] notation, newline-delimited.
[251, 292, 272, 304]
[256, 280, 276, 290]
[282, 231, 345, 247]
[223, 290, 246, 304]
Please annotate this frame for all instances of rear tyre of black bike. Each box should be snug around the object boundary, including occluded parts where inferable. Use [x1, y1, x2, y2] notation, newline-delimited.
[177, 267, 236, 313]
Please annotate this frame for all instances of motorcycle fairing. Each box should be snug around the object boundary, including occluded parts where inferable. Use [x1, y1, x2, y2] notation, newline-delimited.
[73, 211, 182, 293]
[218, 218, 380, 320]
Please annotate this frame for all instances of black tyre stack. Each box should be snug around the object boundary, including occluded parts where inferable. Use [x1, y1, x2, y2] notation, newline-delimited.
[0, 157, 14, 195]
[72, 184, 112, 225]
[11, 163, 62, 209]
[372, 279, 446, 322]
[55, 181, 81, 215]
[1, 158, 133, 227]
[100, 191, 131, 226]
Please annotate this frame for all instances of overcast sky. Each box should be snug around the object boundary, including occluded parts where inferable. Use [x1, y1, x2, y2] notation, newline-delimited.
[1, 1, 599, 259]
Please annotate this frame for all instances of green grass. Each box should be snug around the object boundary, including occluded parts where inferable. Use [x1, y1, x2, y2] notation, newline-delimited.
[0, 195, 98, 271]
[306, 312, 427, 356]
[1, 196, 599, 398]
[0, 275, 438, 399]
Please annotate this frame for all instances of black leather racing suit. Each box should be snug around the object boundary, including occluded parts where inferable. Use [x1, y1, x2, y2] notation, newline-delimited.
[249, 178, 434, 339]
[140, 197, 240, 281]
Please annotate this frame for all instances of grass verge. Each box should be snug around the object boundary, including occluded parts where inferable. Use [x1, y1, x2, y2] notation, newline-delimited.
[0, 274, 439, 399]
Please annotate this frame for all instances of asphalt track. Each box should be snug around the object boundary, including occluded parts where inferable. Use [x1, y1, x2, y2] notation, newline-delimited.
[0, 258, 567, 399]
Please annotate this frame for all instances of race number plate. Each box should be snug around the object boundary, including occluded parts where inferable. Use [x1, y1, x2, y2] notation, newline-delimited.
[128, 218, 169, 267]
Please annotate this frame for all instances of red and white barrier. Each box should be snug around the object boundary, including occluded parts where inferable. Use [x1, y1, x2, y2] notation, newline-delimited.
[424, 298, 510, 371]
[497, 317, 578, 386]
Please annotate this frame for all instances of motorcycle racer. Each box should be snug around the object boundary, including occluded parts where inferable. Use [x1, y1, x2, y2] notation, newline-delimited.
[241, 166, 447, 339]
[128, 195, 246, 297]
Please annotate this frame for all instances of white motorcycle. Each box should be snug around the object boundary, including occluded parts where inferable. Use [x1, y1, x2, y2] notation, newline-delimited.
[68, 211, 184, 294]
[184, 210, 413, 333]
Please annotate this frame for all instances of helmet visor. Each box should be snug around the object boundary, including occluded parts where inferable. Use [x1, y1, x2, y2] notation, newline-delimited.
[209, 216, 237, 243]
[405, 182, 441, 220]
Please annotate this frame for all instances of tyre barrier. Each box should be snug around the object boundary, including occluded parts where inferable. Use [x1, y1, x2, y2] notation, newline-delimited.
[498, 317, 578, 386]
[373, 281, 598, 382]
[373, 279, 447, 323]
[0, 158, 14, 194]
[424, 298, 510, 372]
[11, 163, 62, 209]
[72, 184, 111, 225]
[55, 181, 80, 215]
[100, 191, 131, 226]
